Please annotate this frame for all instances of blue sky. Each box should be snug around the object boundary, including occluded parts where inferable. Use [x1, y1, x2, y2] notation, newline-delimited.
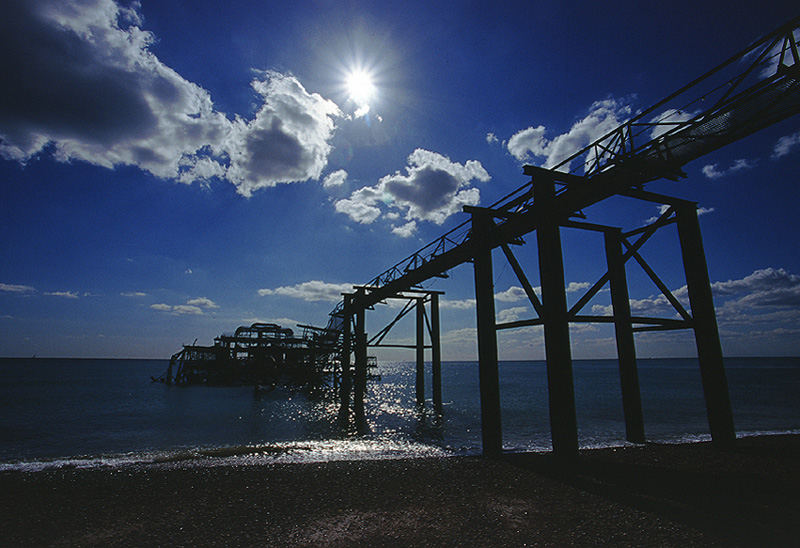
[1, 0, 799, 360]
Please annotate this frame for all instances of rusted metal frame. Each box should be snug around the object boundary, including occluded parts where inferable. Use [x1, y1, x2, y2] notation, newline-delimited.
[495, 317, 544, 330]
[430, 292, 443, 412]
[470, 209, 503, 457]
[552, 18, 800, 176]
[359, 164, 664, 311]
[372, 343, 431, 349]
[416, 297, 426, 406]
[495, 314, 688, 332]
[339, 294, 353, 416]
[778, 29, 800, 76]
[565, 208, 675, 319]
[780, 29, 800, 65]
[353, 289, 368, 424]
[621, 240, 693, 323]
[584, 125, 633, 176]
[368, 298, 416, 347]
[499, 242, 544, 317]
[560, 220, 616, 319]
[534, 176, 579, 455]
[675, 204, 736, 446]
[716, 34, 784, 108]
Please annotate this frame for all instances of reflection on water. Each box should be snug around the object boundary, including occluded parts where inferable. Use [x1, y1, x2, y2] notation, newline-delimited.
[1, 357, 799, 471]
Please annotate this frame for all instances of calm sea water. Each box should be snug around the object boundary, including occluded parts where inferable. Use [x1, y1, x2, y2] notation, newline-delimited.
[1, 357, 799, 470]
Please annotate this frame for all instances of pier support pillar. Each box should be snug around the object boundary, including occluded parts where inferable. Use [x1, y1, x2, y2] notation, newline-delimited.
[472, 212, 503, 457]
[431, 293, 443, 412]
[354, 292, 367, 427]
[675, 204, 736, 447]
[416, 297, 426, 407]
[605, 228, 646, 444]
[339, 294, 353, 418]
[534, 178, 579, 456]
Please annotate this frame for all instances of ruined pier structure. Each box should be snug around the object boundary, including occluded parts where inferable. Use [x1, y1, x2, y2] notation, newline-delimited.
[334, 18, 800, 456]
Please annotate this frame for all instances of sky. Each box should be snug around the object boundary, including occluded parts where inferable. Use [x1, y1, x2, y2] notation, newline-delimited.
[1, 0, 799, 360]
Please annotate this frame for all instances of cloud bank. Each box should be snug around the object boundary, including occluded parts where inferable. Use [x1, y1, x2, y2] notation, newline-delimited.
[0, 0, 341, 196]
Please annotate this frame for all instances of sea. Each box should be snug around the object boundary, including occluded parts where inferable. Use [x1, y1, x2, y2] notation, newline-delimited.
[1, 357, 799, 472]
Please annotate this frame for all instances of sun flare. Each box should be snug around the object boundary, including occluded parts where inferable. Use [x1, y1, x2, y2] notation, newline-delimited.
[346, 69, 375, 105]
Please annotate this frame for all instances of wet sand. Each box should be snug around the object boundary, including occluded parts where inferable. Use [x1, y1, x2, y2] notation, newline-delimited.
[1, 434, 799, 547]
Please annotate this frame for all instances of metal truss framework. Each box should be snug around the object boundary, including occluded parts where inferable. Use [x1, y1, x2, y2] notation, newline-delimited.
[337, 288, 444, 427]
[327, 17, 800, 455]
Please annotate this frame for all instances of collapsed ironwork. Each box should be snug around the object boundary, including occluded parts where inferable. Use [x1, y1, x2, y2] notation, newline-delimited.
[153, 322, 348, 387]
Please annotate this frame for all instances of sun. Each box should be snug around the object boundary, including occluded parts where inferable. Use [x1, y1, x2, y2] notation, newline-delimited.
[346, 69, 375, 106]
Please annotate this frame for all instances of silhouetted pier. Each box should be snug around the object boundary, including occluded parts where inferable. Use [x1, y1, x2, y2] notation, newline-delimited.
[329, 17, 800, 456]
[163, 18, 800, 457]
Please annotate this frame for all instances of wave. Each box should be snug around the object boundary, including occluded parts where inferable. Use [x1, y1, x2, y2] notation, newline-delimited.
[5, 429, 800, 473]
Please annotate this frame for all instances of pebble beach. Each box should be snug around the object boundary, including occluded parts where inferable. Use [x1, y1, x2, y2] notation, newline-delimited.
[2, 434, 799, 547]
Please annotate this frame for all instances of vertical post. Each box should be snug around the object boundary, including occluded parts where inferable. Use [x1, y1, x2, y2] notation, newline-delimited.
[339, 295, 353, 419]
[354, 292, 367, 425]
[431, 292, 443, 412]
[675, 203, 736, 446]
[416, 297, 426, 407]
[605, 228, 646, 444]
[471, 211, 503, 457]
[534, 177, 579, 456]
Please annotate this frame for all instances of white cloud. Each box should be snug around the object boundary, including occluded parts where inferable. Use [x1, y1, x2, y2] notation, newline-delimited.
[566, 281, 592, 293]
[773, 131, 800, 158]
[0, 0, 341, 196]
[171, 305, 204, 315]
[507, 125, 547, 162]
[439, 298, 476, 310]
[644, 203, 713, 224]
[486, 132, 499, 144]
[45, 291, 79, 299]
[186, 297, 219, 309]
[223, 71, 341, 196]
[495, 286, 529, 303]
[151, 297, 215, 314]
[334, 188, 383, 224]
[258, 280, 353, 302]
[494, 283, 586, 303]
[391, 221, 417, 238]
[701, 159, 753, 179]
[507, 98, 633, 172]
[121, 291, 147, 297]
[0, 283, 35, 293]
[323, 169, 348, 189]
[712, 267, 800, 308]
[497, 306, 528, 323]
[335, 149, 490, 228]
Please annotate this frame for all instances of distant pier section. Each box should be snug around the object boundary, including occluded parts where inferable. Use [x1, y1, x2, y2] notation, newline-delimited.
[152, 322, 365, 388]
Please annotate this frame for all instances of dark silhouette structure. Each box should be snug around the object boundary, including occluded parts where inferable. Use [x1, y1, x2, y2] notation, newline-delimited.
[328, 17, 800, 456]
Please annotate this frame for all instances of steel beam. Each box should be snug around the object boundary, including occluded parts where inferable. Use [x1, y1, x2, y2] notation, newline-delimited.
[416, 297, 426, 407]
[605, 228, 646, 444]
[431, 293, 443, 412]
[354, 292, 367, 426]
[471, 211, 503, 457]
[534, 177, 579, 456]
[339, 294, 352, 419]
[675, 204, 736, 446]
